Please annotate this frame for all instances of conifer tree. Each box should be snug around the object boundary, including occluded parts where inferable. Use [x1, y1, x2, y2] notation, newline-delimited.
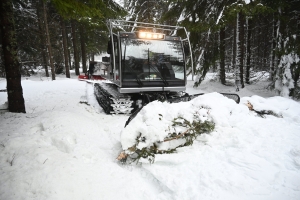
[0, 0, 26, 113]
[262, 0, 300, 97]
[51, 0, 126, 74]
[42, 0, 56, 80]
[71, 20, 80, 75]
[126, 0, 168, 24]
[60, 16, 70, 78]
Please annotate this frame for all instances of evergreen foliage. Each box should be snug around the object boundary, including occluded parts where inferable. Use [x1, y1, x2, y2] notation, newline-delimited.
[125, 0, 169, 24]
[118, 115, 215, 164]
[51, 0, 126, 20]
[159, 0, 300, 98]
[246, 101, 283, 118]
[1, 0, 127, 79]
[0, 0, 126, 111]
[2, 0, 300, 110]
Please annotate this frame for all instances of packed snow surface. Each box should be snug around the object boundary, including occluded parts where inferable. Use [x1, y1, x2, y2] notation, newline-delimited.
[0, 73, 300, 200]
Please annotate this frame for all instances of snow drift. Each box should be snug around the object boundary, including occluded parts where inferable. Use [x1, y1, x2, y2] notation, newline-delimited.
[0, 76, 300, 200]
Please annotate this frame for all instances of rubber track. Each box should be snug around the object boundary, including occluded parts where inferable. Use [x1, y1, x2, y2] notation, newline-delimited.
[94, 82, 133, 114]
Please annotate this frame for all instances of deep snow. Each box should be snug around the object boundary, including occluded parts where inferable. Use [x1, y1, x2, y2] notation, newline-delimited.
[0, 72, 300, 200]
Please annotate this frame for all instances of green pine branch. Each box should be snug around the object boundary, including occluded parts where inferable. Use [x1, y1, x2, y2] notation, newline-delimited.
[118, 115, 215, 164]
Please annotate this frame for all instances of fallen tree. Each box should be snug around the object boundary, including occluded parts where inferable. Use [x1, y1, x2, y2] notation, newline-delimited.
[117, 113, 215, 164]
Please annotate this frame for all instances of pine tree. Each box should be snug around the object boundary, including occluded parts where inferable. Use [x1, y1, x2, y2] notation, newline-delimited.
[51, 0, 126, 75]
[0, 0, 26, 113]
[42, 0, 56, 80]
[245, 16, 252, 84]
[262, 0, 300, 97]
[71, 20, 80, 75]
[219, 26, 226, 85]
[275, 53, 297, 97]
[236, 10, 245, 89]
[36, 0, 50, 77]
[126, 0, 168, 24]
[60, 16, 70, 78]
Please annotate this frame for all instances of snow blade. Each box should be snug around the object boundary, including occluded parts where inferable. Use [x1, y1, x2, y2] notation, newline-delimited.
[124, 106, 144, 127]
[167, 93, 240, 104]
[219, 93, 240, 103]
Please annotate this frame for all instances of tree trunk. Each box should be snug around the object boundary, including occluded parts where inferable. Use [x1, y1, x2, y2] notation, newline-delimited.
[0, 0, 26, 113]
[270, 13, 279, 81]
[42, 0, 55, 80]
[79, 24, 87, 73]
[71, 20, 80, 75]
[67, 36, 72, 69]
[60, 16, 70, 78]
[231, 26, 236, 73]
[239, 12, 245, 88]
[245, 17, 252, 84]
[36, 0, 49, 77]
[236, 12, 245, 89]
[219, 27, 226, 85]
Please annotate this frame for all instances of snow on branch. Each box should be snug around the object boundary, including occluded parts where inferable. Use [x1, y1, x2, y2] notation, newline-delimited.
[245, 101, 282, 118]
[275, 53, 298, 97]
[117, 113, 215, 164]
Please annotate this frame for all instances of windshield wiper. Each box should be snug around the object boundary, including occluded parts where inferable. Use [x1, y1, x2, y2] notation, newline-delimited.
[149, 64, 169, 86]
[127, 64, 143, 86]
[147, 49, 168, 86]
[122, 41, 143, 87]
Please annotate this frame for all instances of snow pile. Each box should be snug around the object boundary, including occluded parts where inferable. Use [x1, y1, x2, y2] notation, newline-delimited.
[121, 93, 236, 153]
[121, 92, 300, 199]
[122, 92, 300, 156]
[0, 78, 161, 200]
[1, 75, 300, 200]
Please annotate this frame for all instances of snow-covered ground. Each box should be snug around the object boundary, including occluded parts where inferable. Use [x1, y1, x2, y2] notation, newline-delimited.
[0, 72, 299, 200]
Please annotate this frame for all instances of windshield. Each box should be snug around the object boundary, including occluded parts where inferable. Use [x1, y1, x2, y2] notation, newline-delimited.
[120, 38, 185, 82]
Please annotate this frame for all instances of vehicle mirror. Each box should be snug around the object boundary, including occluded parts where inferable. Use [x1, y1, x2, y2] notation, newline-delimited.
[183, 41, 190, 56]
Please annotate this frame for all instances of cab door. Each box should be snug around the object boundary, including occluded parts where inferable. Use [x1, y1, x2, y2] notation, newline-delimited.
[107, 34, 121, 86]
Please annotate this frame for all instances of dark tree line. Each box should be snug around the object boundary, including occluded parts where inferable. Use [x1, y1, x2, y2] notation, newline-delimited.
[159, 0, 299, 97]
[0, 0, 125, 113]
[1, 0, 300, 113]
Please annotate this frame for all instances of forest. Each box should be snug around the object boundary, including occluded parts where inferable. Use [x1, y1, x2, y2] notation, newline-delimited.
[0, 0, 299, 113]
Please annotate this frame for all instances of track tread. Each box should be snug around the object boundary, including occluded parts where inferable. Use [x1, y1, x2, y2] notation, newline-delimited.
[94, 82, 134, 114]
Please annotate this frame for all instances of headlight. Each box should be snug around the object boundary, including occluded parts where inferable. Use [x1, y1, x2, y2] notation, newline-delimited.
[138, 32, 165, 40]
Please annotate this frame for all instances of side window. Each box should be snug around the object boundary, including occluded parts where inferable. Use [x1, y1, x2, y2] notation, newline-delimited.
[110, 34, 119, 81]
[114, 41, 120, 80]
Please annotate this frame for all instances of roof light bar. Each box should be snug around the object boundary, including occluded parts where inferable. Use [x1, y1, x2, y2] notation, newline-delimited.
[138, 32, 165, 40]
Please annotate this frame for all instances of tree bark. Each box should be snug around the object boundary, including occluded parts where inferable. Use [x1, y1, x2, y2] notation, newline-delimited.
[79, 24, 87, 73]
[270, 13, 278, 81]
[219, 27, 226, 85]
[42, 0, 55, 80]
[36, 0, 49, 77]
[232, 26, 236, 71]
[71, 20, 80, 75]
[236, 12, 245, 89]
[0, 0, 26, 113]
[245, 17, 252, 84]
[67, 36, 72, 69]
[60, 16, 70, 78]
